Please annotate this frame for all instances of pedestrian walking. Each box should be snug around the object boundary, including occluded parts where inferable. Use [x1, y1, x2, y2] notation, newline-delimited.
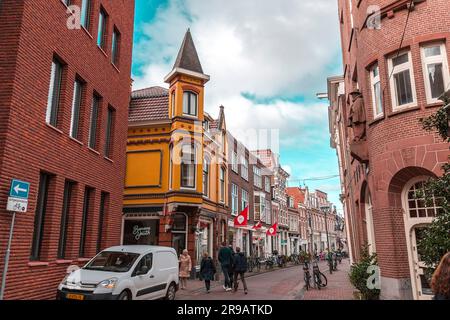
[200, 252, 216, 293]
[218, 241, 233, 291]
[178, 249, 192, 290]
[431, 252, 450, 300]
[228, 244, 235, 289]
[232, 247, 248, 294]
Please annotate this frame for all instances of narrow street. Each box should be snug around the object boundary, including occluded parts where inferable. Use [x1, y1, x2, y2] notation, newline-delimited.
[177, 259, 354, 300]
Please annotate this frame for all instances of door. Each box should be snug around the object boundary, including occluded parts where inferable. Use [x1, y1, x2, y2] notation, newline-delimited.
[410, 226, 433, 300]
[132, 253, 158, 300]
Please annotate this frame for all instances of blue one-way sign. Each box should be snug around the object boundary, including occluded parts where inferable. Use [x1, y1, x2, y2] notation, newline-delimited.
[9, 179, 30, 199]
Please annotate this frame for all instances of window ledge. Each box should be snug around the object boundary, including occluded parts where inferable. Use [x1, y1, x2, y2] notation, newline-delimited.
[77, 258, 91, 262]
[104, 156, 114, 163]
[368, 115, 385, 126]
[69, 136, 83, 146]
[81, 26, 93, 39]
[45, 123, 63, 134]
[388, 105, 420, 118]
[111, 63, 120, 73]
[88, 147, 100, 155]
[56, 259, 73, 265]
[97, 45, 108, 57]
[425, 101, 444, 109]
[28, 261, 50, 267]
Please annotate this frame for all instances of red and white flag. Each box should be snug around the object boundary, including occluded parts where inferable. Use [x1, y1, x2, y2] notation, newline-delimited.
[234, 206, 249, 227]
[266, 222, 278, 236]
[252, 221, 263, 230]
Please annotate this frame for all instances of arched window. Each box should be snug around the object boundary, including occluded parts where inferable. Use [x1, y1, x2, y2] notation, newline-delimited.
[406, 180, 443, 218]
[203, 157, 210, 197]
[183, 91, 197, 116]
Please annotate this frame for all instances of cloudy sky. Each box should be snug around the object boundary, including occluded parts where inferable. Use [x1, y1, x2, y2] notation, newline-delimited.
[132, 0, 344, 212]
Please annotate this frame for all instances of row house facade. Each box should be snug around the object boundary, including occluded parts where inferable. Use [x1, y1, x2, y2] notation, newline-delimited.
[329, 0, 450, 300]
[253, 150, 290, 255]
[0, 0, 135, 299]
[124, 30, 228, 275]
[227, 136, 272, 257]
[286, 187, 344, 255]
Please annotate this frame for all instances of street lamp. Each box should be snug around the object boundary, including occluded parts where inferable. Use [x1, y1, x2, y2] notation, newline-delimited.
[320, 205, 331, 254]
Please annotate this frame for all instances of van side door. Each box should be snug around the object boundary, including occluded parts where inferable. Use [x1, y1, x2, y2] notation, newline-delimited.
[131, 253, 157, 300]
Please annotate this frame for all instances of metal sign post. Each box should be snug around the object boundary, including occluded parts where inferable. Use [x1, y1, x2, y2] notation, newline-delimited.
[0, 212, 16, 300]
[0, 179, 30, 300]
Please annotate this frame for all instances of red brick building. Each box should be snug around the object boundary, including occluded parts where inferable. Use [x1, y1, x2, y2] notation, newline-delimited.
[0, 0, 134, 299]
[329, 0, 450, 299]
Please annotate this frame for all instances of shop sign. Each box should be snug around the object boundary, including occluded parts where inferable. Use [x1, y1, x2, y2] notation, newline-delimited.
[133, 225, 151, 240]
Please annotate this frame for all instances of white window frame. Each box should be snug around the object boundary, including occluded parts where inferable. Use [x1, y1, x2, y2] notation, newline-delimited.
[232, 152, 238, 173]
[241, 189, 249, 212]
[253, 166, 262, 188]
[420, 43, 450, 105]
[388, 50, 417, 111]
[370, 63, 383, 118]
[241, 156, 248, 181]
[180, 144, 196, 190]
[231, 184, 238, 216]
[182, 91, 198, 117]
[220, 167, 225, 203]
[265, 176, 271, 193]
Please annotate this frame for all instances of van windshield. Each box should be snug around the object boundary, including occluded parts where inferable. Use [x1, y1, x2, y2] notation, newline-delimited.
[83, 251, 140, 273]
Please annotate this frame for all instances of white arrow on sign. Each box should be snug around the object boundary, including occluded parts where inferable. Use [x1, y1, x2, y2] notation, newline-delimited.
[14, 185, 27, 194]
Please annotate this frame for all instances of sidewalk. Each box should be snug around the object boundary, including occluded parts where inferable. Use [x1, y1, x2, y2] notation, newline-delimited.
[299, 258, 355, 300]
[177, 263, 299, 297]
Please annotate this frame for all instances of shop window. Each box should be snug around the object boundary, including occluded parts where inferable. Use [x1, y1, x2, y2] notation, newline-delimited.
[123, 219, 159, 245]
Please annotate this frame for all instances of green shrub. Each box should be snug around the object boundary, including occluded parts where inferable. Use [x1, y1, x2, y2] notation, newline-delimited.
[349, 245, 380, 300]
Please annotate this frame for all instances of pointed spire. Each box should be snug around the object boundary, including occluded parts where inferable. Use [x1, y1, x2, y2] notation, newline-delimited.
[173, 28, 204, 74]
[165, 29, 210, 83]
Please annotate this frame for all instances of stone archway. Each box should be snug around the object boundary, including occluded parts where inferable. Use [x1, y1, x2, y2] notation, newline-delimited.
[360, 181, 376, 254]
[377, 166, 437, 300]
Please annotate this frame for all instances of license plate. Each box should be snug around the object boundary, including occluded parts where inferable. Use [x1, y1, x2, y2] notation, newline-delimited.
[66, 293, 84, 300]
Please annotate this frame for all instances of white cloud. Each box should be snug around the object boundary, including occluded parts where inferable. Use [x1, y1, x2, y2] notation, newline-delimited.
[133, 0, 342, 207]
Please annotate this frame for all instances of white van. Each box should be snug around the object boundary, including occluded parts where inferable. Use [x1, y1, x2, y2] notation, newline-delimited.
[57, 245, 179, 300]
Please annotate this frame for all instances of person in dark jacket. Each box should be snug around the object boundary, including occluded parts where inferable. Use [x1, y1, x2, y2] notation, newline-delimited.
[431, 252, 450, 300]
[218, 241, 233, 291]
[200, 252, 216, 293]
[232, 247, 248, 294]
[228, 245, 235, 289]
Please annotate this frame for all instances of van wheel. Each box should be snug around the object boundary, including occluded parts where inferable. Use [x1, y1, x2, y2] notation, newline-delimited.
[118, 290, 131, 300]
[165, 283, 176, 300]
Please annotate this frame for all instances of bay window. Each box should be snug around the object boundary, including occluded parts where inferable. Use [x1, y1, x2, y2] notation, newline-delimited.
[181, 144, 195, 188]
[421, 43, 450, 104]
[388, 51, 417, 110]
[202, 157, 209, 197]
[370, 63, 383, 117]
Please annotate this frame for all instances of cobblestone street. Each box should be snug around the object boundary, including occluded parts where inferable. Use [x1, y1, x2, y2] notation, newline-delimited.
[176, 259, 354, 300]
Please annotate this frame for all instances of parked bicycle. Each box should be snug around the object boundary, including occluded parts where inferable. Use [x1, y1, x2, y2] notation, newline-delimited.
[303, 260, 327, 290]
[312, 260, 327, 290]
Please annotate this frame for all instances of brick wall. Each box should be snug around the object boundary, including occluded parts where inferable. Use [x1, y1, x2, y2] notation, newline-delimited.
[0, 0, 135, 299]
[336, 0, 450, 297]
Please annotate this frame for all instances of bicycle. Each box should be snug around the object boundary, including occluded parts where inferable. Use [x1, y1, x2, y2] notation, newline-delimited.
[303, 261, 311, 290]
[312, 260, 327, 290]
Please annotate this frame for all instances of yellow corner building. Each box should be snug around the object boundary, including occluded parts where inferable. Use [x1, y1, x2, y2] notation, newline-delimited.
[123, 30, 228, 272]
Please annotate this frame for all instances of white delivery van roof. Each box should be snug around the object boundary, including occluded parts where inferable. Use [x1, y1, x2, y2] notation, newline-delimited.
[103, 245, 176, 255]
